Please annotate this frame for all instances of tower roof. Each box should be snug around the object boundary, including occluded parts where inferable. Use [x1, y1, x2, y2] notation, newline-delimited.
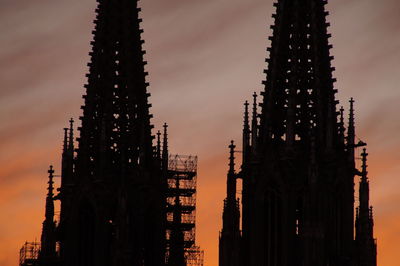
[76, 0, 154, 181]
[260, 0, 338, 148]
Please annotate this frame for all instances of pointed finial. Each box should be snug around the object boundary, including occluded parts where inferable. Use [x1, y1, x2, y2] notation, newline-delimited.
[347, 98, 355, 152]
[44, 165, 55, 226]
[68, 118, 74, 152]
[338, 106, 345, 143]
[244, 101, 250, 130]
[163, 123, 168, 148]
[63, 128, 68, 153]
[361, 148, 368, 181]
[251, 92, 258, 148]
[252, 92, 258, 120]
[349, 98, 355, 128]
[162, 123, 169, 164]
[243, 101, 251, 164]
[48, 165, 54, 177]
[228, 140, 236, 173]
[48, 165, 55, 195]
[156, 130, 161, 159]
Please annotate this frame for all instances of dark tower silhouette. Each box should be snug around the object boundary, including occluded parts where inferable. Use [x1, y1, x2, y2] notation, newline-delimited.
[39, 166, 58, 265]
[19, 0, 205, 265]
[57, 0, 165, 264]
[355, 149, 377, 266]
[220, 0, 377, 266]
[219, 141, 241, 266]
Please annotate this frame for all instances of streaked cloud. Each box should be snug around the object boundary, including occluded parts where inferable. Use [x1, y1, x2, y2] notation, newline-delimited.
[0, 0, 399, 265]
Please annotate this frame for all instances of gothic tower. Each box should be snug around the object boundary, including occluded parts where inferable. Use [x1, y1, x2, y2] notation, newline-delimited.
[57, 0, 165, 265]
[220, 0, 377, 266]
[20, 0, 203, 265]
[219, 141, 241, 266]
[39, 166, 58, 265]
[355, 149, 377, 266]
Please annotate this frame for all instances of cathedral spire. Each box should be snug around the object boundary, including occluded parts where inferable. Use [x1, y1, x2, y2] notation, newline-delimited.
[260, 0, 338, 147]
[251, 92, 258, 150]
[162, 123, 169, 170]
[226, 140, 238, 217]
[229, 141, 235, 173]
[76, 0, 154, 181]
[63, 128, 68, 154]
[339, 106, 345, 144]
[61, 119, 74, 188]
[45, 165, 55, 220]
[243, 101, 250, 163]
[220, 141, 241, 266]
[68, 118, 74, 154]
[40, 165, 57, 260]
[61, 1, 166, 265]
[359, 148, 370, 219]
[356, 148, 377, 266]
[347, 98, 355, 161]
[361, 148, 368, 182]
[226, 140, 237, 205]
[221, 0, 378, 265]
[156, 130, 161, 160]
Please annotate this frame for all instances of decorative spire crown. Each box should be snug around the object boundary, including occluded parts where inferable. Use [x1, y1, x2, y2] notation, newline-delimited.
[260, 0, 338, 147]
[75, 0, 154, 180]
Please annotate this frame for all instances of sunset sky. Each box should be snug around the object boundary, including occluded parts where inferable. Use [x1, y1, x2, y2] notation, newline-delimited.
[1, 0, 400, 265]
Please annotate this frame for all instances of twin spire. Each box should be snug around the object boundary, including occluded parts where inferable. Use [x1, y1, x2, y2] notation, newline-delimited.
[242, 92, 259, 158]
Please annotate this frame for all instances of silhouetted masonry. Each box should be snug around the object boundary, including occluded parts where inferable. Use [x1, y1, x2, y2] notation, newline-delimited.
[19, 0, 203, 265]
[220, 0, 377, 266]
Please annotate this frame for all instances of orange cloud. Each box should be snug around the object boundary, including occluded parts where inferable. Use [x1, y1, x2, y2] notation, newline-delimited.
[1, 0, 399, 266]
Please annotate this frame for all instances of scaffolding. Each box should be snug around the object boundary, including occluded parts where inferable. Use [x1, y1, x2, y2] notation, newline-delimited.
[185, 246, 205, 266]
[19, 242, 40, 266]
[165, 155, 204, 266]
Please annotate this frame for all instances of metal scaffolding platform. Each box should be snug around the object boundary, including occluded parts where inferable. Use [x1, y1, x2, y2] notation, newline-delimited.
[165, 154, 204, 266]
[19, 242, 40, 266]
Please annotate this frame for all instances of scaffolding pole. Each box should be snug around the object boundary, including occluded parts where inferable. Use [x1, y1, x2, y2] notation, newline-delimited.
[165, 155, 204, 266]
